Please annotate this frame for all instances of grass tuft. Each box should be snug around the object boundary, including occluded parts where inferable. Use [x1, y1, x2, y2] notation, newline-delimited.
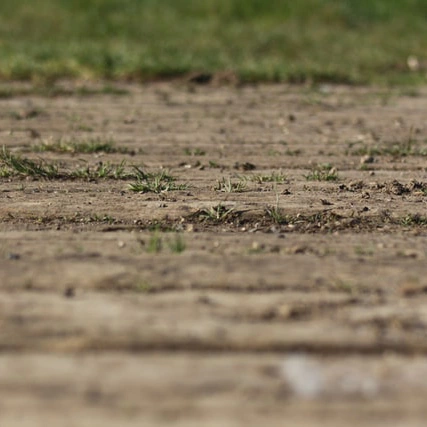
[198, 204, 234, 222]
[215, 177, 246, 193]
[144, 231, 186, 254]
[167, 233, 186, 253]
[400, 214, 427, 227]
[251, 171, 287, 184]
[33, 138, 129, 154]
[0, 146, 135, 181]
[128, 168, 187, 193]
[265, 194, 288, 224]
[304, 164, 339, 182]
[0, 146, 60, 179]
[184, 148, 206, 156]
[146, 232, 163, 254]
[71, 160, 128, 180]
[1, 1, 427, 84]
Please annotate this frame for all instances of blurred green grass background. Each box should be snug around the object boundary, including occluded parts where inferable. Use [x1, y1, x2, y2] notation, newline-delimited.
[1, 0, 426, 84]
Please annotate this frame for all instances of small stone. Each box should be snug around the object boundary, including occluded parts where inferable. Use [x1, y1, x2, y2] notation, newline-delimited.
[407, 55, 420, 71]
[64, 287, 75, 298]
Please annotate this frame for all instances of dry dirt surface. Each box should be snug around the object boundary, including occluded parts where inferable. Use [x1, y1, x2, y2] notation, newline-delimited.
[1, 82, 427, 426]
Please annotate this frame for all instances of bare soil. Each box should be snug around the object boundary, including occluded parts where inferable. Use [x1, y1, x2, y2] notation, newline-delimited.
[1, 82, 427, 426]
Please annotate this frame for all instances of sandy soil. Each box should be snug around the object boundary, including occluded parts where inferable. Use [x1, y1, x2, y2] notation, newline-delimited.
[1, 82, 427, 426]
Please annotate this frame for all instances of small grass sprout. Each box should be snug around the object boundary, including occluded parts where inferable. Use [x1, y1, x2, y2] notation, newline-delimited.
[72, 160, 127, 180]
[251, 171, 287, 184]
[129, 168, 186, 193]
[0, 146, 60, 179]
[304, 164, 338, 181]
[400, 214, 427, 227]
[167, 233, 186, 253]
[184, 147, 206, 156]
[348, 128, 427, 158]
[144, 232, 186, 254]
[265, 194, 288, 224]
[198, 204, 234, 222]
[146, 232, 163, 253]
[215, 176, 246, 193]
[34, 138, 123, 154]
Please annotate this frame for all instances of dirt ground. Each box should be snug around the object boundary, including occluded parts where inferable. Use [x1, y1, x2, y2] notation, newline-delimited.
[1, 82, 427, 426]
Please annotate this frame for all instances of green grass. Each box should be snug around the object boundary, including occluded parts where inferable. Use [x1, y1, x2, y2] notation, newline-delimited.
[350, 141, 427, 157]
[145, 231, 186, 254]
[0, 146, 60, 179]
[146, 232, 163, 254]
[0, 147, 188, 186]
[33, 138, 129, 154]
[251, 171, 287, 184]
[168, 234, 186, 254]
[400, 214, 427, 227]
[0, 84, 128, 98]
[265, 205, 288, 225]
[347, 131, 427, 157]
[265, 194, 288, 224]
[0, 146, 133, 180]
[128, 168, 187, 193]
[1, 1, 427, 84]
[198, 204, 235, 222]
[215, 177, 247, 193]
[72, 160, 128, 180]
[304, 164, 339, 182]
[184, 148, 206, 156]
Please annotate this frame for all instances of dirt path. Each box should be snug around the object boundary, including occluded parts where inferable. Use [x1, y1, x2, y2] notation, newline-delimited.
[1, 82, 427, 425]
